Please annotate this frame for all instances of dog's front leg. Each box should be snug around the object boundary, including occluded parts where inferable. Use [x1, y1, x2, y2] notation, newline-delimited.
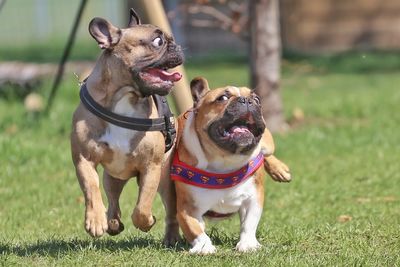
[176, 185, 216, 254]
[104, 172, 127, 236]
[131, 164, 160, 232]
[177, 209, 215, 254]
[264, 155, 291, 182]
[236, 172, 265, 252]
[74, 156, 108, 237]
[236, 197, 263, 252]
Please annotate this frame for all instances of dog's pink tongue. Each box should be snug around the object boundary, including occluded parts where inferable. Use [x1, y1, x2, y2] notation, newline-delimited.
[232, 126, 250, 134]
[146, 68, 182, 82]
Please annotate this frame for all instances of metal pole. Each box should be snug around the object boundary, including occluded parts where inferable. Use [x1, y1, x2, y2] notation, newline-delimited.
[45, 0, 88, 113]
[0, 0, 6, 13]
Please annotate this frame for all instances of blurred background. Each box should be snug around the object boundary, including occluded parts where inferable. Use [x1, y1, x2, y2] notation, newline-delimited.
[1, 0, 400, 131]
[1, 1, 399, 265]
[2, 0, 400, 56]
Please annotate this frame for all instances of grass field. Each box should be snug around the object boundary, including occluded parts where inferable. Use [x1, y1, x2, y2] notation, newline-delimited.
[1, 54, 400, 266]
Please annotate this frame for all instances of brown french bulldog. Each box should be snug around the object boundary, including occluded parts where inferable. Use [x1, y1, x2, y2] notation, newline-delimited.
[70, 9, 183, 239]
[168, 77, 291, 253]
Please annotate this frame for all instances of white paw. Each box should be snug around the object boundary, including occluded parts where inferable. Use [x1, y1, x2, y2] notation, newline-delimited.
[189, 233, 216, 254]
[235, 237, 261, 252]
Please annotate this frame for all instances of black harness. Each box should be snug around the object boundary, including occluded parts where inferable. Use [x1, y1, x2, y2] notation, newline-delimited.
[79, 83, 176, 152]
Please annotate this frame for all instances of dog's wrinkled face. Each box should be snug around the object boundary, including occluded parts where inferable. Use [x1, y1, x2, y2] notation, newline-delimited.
[190, 77, 266, 155]
[89, 9, 184, 96]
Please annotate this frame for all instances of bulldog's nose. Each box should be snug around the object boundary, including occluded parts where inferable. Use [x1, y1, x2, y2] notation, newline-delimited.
[238, 97, 253, 106]
[167, 43, 181, 53]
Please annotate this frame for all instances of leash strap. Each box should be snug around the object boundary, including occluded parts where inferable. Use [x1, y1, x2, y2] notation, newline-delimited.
[79, 83, 176, 151]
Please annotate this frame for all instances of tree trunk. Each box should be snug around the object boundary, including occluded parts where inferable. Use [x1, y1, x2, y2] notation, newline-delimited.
[249, 0, 287, 132]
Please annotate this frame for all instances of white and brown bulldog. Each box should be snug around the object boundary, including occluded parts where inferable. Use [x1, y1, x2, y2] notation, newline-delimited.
[170, 77, 291, 253]
[70, 9, 183, 238]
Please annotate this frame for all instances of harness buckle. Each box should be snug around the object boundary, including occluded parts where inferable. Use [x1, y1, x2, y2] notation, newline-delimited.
[163, 115, 176, 152]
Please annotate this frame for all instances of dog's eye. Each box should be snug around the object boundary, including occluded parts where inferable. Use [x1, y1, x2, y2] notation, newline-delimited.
[216, 95, 229, 102]
[151, 37, 163, 48]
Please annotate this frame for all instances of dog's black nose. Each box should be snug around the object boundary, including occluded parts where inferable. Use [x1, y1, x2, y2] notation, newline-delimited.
[168, 43, 181, 53]
[238, 96, 246, 104]
[238, 97, 253, 105]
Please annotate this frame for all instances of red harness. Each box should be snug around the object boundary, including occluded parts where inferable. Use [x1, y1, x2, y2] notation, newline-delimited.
[171, 151, 264, 189]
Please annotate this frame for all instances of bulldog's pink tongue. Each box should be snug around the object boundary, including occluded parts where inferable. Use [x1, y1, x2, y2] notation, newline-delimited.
[146, 68, 182, 82]
[231, 126, 250, 134]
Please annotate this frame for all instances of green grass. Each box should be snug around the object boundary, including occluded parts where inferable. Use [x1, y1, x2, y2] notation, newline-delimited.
[1, 56, 400, 266]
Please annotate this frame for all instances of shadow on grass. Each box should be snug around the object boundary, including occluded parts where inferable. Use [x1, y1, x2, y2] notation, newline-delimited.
[208, 226, 238, 247]
[0, 229, 241, 258]
[0, 236, 188, 258]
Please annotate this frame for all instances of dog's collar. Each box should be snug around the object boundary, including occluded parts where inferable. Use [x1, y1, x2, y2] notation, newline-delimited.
[171, 152, 264, 189]
[79, 83, 176, 152]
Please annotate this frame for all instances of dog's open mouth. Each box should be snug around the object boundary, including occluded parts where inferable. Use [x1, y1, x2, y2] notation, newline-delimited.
[208, 112, 265, 154]
[133, 43, 184, 96]
[137, 66, 182, 95]
[218, 118, 262, 141]
[141, 68, 182, 84]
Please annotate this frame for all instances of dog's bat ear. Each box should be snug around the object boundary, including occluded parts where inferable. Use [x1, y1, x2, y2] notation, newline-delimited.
[128, 8, 141, 27]
[89, 18, 121, 49]
[190, 77, 210, 106]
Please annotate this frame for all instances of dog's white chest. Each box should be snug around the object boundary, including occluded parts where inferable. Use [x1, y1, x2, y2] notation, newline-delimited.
[99, 94, 144, 154]
[190, 175, 258, 214]
[99, 93, 148, 178]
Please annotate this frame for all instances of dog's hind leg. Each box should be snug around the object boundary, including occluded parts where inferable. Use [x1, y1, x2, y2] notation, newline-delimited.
[158, 162, 181, 247]
[103, 172, 127, 236]
[131, 164, 160, 232]
[74, 155, 108, 237]
[158, 149, 181, 246]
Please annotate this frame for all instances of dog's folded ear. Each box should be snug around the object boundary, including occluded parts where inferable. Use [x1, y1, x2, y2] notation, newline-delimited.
[89, 18, 122, 49]
[128, 8, 141, 27]
[190, 77, 210, 106]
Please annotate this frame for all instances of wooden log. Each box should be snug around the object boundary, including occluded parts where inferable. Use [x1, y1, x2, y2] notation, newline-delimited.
[0, 61, 93, 88]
